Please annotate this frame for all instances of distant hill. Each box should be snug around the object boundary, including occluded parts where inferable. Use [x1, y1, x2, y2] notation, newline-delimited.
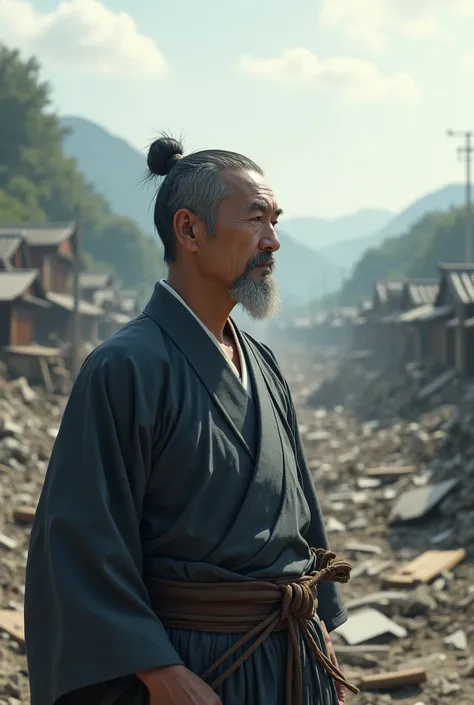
[321, 184, 466, 272]
[339, 204, 468, 304]
[61, 116, 156, 235]
[281, 210, 393, 252]
[61, 115, 340, 308]
[370, 184, 465, 247]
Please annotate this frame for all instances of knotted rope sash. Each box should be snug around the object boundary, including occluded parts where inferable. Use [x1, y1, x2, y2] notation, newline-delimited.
[147, 549, 360, 705]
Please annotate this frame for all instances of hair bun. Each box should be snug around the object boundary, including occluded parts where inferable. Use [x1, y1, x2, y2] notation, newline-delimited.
[147, 136, 184, 176]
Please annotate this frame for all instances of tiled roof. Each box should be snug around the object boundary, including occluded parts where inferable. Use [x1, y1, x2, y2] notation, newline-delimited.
[0, 235, 22, 263]
[447, 271, 474, 304]
[374, 281, 404, 304]
[0, 223, 74, 247]
[46, 292, 104, 317]
[80, 272, 114, 289]
[438, 264, 474, 305]
[374, 281, 404, 314]
[93, 288, 116, 306]
[405, 279, 439, 306]
[0, 270, 38, 302]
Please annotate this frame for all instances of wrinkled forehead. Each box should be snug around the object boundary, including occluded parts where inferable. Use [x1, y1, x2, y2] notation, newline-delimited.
[221, 169, 280, 214]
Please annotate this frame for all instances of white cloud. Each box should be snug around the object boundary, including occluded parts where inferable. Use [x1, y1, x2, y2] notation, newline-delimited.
[0, 0, 168, 77]
[238, 48, 419, 103]
[320, 0, 474, 51]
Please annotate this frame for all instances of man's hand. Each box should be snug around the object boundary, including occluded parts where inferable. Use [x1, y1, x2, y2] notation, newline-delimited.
[137, 664, 222, 705]
[320, 620, 346, 705]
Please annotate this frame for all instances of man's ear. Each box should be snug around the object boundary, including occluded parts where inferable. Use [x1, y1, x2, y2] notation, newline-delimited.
[173, 209, 206, 254]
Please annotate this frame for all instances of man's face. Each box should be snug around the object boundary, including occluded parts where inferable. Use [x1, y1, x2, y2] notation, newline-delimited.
[199, 169, 282, 319]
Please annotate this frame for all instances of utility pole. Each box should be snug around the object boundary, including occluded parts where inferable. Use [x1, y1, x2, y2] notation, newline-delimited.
[70, 209, 82, 380]
[447, 129, 474, 262]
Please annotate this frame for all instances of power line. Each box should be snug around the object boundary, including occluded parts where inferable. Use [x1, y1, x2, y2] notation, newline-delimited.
[447, 129, 474, 262]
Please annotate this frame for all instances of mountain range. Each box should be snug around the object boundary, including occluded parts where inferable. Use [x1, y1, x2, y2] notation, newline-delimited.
[317, 184, 466, 272]
[61, 116, 468, 319]
[279, 210, 393, 251]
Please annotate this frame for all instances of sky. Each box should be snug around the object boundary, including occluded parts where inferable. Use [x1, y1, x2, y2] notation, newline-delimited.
[1, 0, 474, 219]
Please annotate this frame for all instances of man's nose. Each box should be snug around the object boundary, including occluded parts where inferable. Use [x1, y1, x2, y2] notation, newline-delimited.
[260, 227, 280, 253]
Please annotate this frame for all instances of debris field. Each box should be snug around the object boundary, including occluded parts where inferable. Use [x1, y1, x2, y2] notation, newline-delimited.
[0, 347, 473, 704]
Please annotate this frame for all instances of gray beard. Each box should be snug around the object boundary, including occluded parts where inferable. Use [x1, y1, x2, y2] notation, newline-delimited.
[229, 270, 280, 320]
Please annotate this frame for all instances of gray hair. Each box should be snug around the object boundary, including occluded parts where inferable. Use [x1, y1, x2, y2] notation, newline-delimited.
[147, 137, 263, 262]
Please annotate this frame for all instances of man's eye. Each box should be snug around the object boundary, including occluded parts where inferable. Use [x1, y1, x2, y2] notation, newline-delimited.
[253, 216, 262, 222]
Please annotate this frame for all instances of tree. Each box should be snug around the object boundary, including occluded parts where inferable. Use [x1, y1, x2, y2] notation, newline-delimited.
[0, 44, 166, 297]
[339, 207, 465, 303]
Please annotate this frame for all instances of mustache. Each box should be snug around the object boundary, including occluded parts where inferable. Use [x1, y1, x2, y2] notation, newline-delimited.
[247, 252, 275, 270]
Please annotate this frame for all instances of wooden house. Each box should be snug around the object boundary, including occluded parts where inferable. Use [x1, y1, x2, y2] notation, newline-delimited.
[395, 279, 440, 361]
[79, 272, 118, 303]
[116, 289, 140, 318]
[93, 286, 138, 340]
[0, 223, 78, 295]
[0, 234, 33, 271]
[0, 223, 106, 346]
[0, 270, 49, 347]
[370, 281, 404, 364]
[41, 292, 103, 347]
[434, 264, 474, 375]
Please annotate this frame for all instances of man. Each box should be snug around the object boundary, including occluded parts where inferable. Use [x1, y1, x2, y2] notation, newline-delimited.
[25, 137, 357, 705]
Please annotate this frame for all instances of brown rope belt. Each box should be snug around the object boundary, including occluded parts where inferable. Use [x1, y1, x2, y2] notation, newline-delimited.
[146, 548, 359, 705]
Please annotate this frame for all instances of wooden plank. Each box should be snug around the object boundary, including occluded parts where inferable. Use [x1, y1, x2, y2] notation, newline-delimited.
[0, 610, 24, 645]
[334, 645, 390, 656]
[13, 506, 36, 524]
[359, 667, 426, 690]
[39, 356, 54, 394]
[365, 466, 416, 478]
[382, 549, 466, 586]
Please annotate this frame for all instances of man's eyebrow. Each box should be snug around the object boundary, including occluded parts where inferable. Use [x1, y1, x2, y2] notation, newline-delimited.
[247, 199, 283, 217]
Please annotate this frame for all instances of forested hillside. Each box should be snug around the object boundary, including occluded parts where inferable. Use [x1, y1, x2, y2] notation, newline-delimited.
[0, 45, 166, 300]
[339, 206, 468, 303]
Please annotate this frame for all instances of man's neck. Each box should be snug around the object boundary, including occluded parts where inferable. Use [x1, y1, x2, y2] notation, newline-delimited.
[166, 269, 234, 344]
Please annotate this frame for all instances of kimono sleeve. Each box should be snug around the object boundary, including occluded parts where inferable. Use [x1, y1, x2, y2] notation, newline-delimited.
[24, 345, 184, 705]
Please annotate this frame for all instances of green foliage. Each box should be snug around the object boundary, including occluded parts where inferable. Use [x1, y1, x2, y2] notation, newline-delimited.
[339, 207, 468, 304]
[0, 44, 166, 298]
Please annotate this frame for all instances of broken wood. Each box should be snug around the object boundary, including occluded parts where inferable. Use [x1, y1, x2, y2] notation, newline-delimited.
[334, 645, 390, 667]
[13, 506, 36, 524]
[0, 610, 25, 645]
[39, 356, 54, 394]
[365, 466, 416, 478]
[382, 549, 466, 586]
[345, 541, 382, 555]
[359, 667, 426, 690]
[334, 645, 391, 656]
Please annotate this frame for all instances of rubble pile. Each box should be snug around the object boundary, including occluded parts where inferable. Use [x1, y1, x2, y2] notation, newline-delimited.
[0, 373, 66, 704]
[306, 356, 378, 411]
[307, 355, 464, 423]
[1, 349, 474, 704]
[280, 346, 474, 705]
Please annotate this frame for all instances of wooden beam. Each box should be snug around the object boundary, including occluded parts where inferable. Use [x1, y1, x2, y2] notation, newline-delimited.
[359, 667, 426, 691]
